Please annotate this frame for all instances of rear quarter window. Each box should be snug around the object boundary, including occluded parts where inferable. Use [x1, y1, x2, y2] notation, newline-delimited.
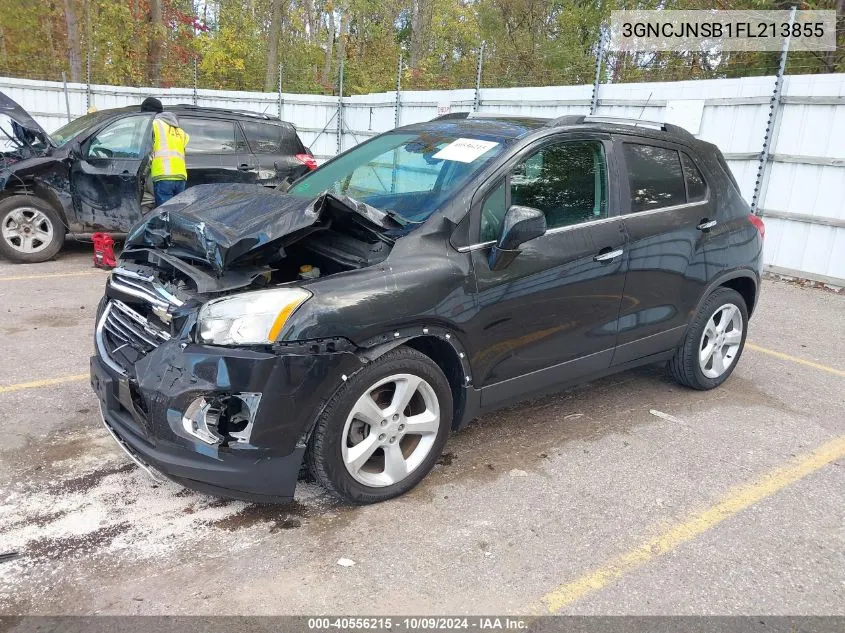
[681, 152, 708, 202]
[241, 120, 303, 155]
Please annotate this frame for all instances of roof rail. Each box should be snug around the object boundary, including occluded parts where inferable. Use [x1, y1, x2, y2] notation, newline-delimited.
[545, 115, 586, 127]
[431, 112, 470, 121]
[171, 104, 278, 120]
[582, 115, 696, 138]
[583, 115, 663, 130]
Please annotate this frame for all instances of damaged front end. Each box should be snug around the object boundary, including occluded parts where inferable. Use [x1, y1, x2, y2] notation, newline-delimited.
[0, 91, 53, 167]
[124, 182, 401, 279]
[92, 183, 399, 501]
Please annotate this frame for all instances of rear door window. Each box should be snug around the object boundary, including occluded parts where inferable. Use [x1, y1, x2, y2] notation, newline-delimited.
[623, 143, 686, 212]
[180, 117, 248, 154]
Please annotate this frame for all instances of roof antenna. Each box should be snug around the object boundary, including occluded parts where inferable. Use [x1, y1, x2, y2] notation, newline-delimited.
[635, 91, 653, 127]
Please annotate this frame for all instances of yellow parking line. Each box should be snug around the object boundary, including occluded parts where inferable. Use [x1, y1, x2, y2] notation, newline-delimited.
[0, 373, 89, 394]
[746, 342, 845, 378]
[538, 434, 845, 613]
[0, 270, 105, 282]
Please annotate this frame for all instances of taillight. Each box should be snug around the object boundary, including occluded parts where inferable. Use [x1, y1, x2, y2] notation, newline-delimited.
[748, 214, 765, 239]
[295, 153, 318, 171]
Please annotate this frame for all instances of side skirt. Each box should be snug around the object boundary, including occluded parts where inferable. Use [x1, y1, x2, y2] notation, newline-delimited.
[456, 349, 675, 430]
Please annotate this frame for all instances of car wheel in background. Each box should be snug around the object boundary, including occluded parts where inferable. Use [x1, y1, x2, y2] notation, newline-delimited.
[0, 196, 65, 263]
[306, 346, 452, 504]
[668, 286, 749, 390]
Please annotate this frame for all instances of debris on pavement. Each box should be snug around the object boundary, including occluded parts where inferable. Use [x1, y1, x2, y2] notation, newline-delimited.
[336, 558, 356, 567]
[649, 409, 687, 425]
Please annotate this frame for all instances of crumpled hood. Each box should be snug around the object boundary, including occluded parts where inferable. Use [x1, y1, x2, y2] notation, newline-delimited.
[0, 91, 52, 147]
[125, 183, 398, 275]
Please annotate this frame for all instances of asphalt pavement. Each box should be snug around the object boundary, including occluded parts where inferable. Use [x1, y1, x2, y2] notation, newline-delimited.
[0, 242, 843, 616]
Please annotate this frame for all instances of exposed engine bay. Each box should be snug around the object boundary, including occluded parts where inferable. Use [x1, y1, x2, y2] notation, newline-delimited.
[117, 184, 400, 303]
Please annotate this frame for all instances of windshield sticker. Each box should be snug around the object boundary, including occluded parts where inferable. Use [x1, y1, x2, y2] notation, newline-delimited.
[432, 138, 499, 163]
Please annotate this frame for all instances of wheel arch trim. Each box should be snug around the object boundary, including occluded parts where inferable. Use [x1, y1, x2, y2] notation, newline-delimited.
[694, 268, 760, 319]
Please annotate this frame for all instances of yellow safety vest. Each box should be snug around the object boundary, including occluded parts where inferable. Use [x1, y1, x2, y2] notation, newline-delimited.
[151, 118, 189, 182]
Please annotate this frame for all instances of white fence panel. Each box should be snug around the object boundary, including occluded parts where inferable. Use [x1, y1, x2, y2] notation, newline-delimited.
[1, 73, 844, 284]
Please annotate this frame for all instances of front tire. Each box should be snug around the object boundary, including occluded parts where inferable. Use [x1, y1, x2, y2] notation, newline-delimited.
[306, 346, 452, 504]
[668, 287, 748, 390]
[0, 196, 65, 263]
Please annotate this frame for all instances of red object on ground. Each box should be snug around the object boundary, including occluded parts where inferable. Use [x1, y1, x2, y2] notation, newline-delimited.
[92, 232, 117, 270]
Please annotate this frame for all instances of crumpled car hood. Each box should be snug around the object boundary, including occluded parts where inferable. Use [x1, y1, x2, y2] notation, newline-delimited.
[0, 91, 52, 147]
[125, 183, 397, 274]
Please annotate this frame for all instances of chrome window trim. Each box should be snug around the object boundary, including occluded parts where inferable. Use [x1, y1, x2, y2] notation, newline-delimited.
[625, 197, 709, 218]
[456, 198, 710, 253]
[457, 240, 496, 253]
[545, 213, 620, 235]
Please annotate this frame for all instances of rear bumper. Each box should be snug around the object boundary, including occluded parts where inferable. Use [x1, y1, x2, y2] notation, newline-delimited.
[90, 338, 362, 503]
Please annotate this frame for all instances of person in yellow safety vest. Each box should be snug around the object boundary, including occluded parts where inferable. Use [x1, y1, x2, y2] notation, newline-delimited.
[140, 97, 190, 207]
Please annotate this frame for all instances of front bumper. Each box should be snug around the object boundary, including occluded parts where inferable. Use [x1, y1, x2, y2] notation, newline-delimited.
[91, 338, 361, 503]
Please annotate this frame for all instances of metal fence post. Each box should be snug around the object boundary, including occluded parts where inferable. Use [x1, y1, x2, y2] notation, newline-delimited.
[473, 41, 485, 112]
[278, 63, 284, 119]
[337, 59, 344, 155]
[394, 53, 402, 129]
[193, 57, 199, 106]
[751, 5, 796, 215]
[61, 72, 72, 123]
[85, 0, 92, 111]
[590, 29, 606, 115]
[86, 51, 92, 111]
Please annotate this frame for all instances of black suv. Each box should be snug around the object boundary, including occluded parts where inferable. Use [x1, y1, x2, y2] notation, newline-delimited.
[90, 113, 763, 505]
[0, 92, 315, 263]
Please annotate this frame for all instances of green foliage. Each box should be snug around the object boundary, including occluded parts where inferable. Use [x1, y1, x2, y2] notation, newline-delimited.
[0, 0, 841, 94]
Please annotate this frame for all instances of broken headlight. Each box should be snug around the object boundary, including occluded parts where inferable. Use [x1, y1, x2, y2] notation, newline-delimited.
[197, 288, 310, 345]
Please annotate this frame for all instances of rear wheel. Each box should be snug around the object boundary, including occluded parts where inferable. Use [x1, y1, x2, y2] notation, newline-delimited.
[668, 287, 748, 390]
[0, 196, 65, 263]
[306, 346, 452, 504]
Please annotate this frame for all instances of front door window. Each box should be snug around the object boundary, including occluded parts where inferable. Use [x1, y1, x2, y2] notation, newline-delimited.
[480, 140, 608, 242]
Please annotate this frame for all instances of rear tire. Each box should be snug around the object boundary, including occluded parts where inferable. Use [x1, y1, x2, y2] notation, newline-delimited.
[0, 196, 65, 263]
[668, 287, 748, 390]
[306, 346, 452, 504]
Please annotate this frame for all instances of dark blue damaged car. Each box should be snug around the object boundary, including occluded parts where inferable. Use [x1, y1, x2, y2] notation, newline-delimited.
[90, 113, 764, 504]
[0, 91, 313, 263]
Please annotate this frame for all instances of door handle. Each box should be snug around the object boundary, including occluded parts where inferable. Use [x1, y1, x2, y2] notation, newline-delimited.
[237, 163, 253, 171]
[594, 248, 623, 262]
[119, 170, 134, 181]
[697, 219, 717, 231]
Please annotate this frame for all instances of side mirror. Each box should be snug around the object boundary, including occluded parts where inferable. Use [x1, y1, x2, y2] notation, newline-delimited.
[488, 205, 546, 271]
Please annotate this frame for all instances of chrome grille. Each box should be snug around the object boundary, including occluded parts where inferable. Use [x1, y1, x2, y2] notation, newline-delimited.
[97, 267, 183, 376]
[108, 267, 184, 314]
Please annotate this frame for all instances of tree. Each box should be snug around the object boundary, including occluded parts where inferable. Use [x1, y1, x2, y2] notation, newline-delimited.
[148, 0, 164, 86]
[264, 0, 284, 91]
[63, 0, 82, 81]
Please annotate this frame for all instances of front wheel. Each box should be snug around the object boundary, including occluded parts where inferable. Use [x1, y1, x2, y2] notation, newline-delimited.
[306, 346, 452, 504]
[668, 287, 748, 390]
[0, 196, 65, 263]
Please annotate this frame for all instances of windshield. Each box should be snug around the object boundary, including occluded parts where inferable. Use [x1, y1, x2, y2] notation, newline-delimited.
[288, 130, 508, 224]
[50, 111, 114, 147]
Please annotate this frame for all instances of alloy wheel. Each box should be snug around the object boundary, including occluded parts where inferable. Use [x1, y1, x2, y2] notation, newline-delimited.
[341, 373, 441, 487]
[698, 303, 744, 379]
[1, 207, 55, 254]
